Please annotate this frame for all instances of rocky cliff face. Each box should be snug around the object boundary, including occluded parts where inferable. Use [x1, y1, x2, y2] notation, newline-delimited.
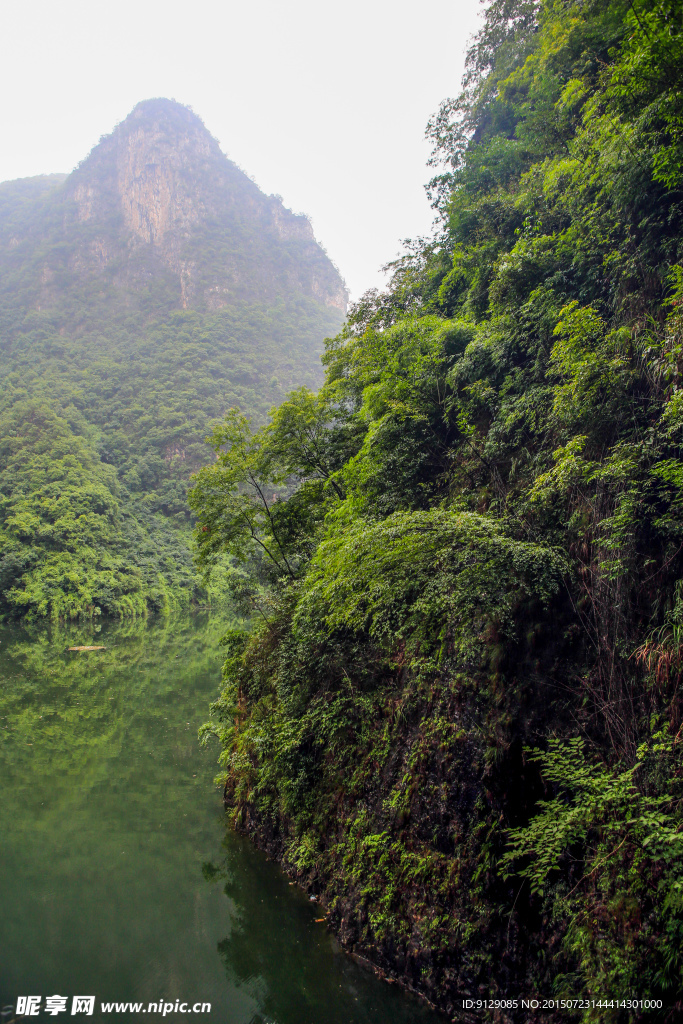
[1, 98, 347, 314]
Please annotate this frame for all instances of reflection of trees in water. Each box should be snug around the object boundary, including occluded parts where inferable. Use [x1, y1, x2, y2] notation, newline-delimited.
[203, 840, 438, 1024]
[1, 612, 434, 1024]
[0, 610, 231, 827]
[0, 610, 242, 1016]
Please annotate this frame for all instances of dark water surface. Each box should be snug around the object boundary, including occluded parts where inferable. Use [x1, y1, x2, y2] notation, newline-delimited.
[0, 614, 439, 1024]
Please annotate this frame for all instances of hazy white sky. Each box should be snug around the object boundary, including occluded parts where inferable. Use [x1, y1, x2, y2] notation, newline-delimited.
[1, 0, 482, 300]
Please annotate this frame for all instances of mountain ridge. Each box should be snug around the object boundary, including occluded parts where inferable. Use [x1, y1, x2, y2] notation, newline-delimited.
[0, 99, 345, 620]
[0, 98, 347, 318]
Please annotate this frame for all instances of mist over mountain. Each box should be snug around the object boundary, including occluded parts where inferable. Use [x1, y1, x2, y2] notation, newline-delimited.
[0, 99, 346, 620]
[0, 98, 346, 316]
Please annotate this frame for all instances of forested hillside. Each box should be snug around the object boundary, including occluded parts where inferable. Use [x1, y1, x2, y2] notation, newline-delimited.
[191, 1, 683, 1018]
[0, 100, 345, 620]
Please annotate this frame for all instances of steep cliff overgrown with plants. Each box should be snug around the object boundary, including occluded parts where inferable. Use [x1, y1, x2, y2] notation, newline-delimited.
[0, 100, 345, 620]
[192, 2, 683, 1019]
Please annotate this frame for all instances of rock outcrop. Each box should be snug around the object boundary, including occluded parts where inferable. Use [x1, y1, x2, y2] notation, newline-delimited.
[1, 98, 347, 314]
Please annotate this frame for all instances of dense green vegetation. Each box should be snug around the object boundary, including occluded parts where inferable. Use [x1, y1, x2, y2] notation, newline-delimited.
[192, 1, 683, 1017]
[0, 299, 339, 619]
[0, 103, 344, 620]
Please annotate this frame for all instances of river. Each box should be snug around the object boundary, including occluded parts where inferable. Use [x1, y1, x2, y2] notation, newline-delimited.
[0, 613, 440, 1024]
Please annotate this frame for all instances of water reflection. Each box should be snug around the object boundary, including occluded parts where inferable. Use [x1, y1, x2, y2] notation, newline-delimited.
[204, 835, 439, 1024]
[0, 614, 440, 1024]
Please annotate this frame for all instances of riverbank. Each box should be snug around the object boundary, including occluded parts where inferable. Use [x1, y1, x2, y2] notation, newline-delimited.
[219, 651, 556, 1023]
[229, 805, 448, 1016]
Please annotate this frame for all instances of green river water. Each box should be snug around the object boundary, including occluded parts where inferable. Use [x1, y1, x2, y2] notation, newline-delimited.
[0, 614, 439, 1024]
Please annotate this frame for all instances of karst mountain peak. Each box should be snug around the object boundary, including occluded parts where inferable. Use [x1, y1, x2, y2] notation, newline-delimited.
[70, 98, 245, 248]
[0, 97, 347, 315]
[0, 97, 347, 622]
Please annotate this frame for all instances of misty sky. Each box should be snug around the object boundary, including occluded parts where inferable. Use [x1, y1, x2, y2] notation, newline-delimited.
[2, 0, 482, 300]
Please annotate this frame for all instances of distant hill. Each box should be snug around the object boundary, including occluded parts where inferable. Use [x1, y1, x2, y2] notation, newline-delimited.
[0, 99, 347, 620]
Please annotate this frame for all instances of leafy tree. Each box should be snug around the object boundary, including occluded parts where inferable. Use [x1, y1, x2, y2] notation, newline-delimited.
[194, 0, 683, 1014]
